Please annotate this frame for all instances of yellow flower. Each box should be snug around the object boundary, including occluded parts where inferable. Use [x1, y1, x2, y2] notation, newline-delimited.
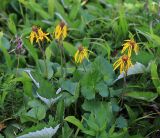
[121, 39, 139, 57]
[29, 26, 38, 44]
[55, 21, 67, 41]
[36, 28, 50, 43]
[29, 26, 50, 44]
[113, 54, 133, 74]
[74, 46, 89, 64]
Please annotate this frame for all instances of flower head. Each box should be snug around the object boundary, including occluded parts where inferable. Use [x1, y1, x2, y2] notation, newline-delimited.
[29, 26, 50, 44]
[15, 36, 23, 49]
[36, 28, 50, 43]
[29, 26, 38, 44]
[113, 54, 133, 74]
[55, 21, 67, 41]
[74, 46, 89, 64]
[121, 39, 139, 57]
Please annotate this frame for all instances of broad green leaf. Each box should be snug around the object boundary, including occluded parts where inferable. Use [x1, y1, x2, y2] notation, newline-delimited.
[116, 116, 128, 128]
[65, 116, 84, 131]
[26, 100, 47, 121]
[61, 80, 79, 95]
[81, 85, 95, 100]
[63, 42, 76, 56]
[96, 82, 109, 97]
[0, 37, 10, 50]
[17, 125, 60, 138]
[38, 59, 54, 79]
[93, 56, 114, 85]
[34, 73, 56, 98]
[37, 92, 61, 108]
[125, 92, 158, 102]
[81, 67, 100, 99]
[85, 113, 99, 131]
[151, 62, 160, 94]
[133, 51, 154, 66]
[17, 73, 33, 97]
[81, 129, 95, 136]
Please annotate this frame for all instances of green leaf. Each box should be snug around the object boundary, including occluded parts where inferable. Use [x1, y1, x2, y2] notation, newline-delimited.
[151, 62, 160, 94]
[80, 64, 100, 99]
[85, 113, 99, 131]
[82, 101, 113, 131]
[69, 0, 81, 20]
[55, 100, 64, 122]
[133, 51, 154, 66]
[17, 73, 33, 97]
[61, 80, 79, 95]
[125, 92, 158, 102]
[23, 39, 38, 65]
[81, 85, 95, 100]
[116, 116, 128, 128]
[0, 37, 10, 50]
[17, 125, 60, 138]
[26, 100, 46, 121]
[125, 104, 137, 121]
[48, 0, 55, 18]
[45, 46, 52, 60]
[0, 37, 12, 69]
[34, 73, 56, 98]
[65, 116, 84, 130]
[96, 82, 109, 97]
[38, 59, 54, 79]
[7, 14, 17, 34]
[93, 56, 114, 85]
[63, 42, 77, 56]
[61, 123, 74, 138]
[19, 0, 51, 19]
[54, 0, 70, 23]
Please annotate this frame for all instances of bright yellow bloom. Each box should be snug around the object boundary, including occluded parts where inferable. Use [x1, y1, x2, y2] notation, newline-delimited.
[36, 28, 50, 43]
[29, 26, 38, 44]
[74, 46, 89, 64]
[55, 22, 67, 41]
[121, 39, 139, 57]
[113, 54, 133, 74]
[29, 26, 50, 44]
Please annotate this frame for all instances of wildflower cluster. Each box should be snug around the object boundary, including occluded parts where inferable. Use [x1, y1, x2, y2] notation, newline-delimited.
[113, 38, 139, 74]
[29, 26, 50, 44]
[29, 22, 91, 65]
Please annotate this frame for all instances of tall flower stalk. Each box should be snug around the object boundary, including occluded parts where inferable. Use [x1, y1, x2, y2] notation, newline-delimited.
[54, 21, 67, 77]
[29, 26, 50, 78]
[113, 37, 139, 86]
[74, 45, 92, 72]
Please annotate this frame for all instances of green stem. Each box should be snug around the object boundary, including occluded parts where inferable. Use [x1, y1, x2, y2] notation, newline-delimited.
[59, 45, 64, 77]
[16, 54, 20, 76]
[38, 42, 48, 78]
[120, 72, 127, 107]
[82, 62, 86, 72]
[75, 117, 84, 137]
